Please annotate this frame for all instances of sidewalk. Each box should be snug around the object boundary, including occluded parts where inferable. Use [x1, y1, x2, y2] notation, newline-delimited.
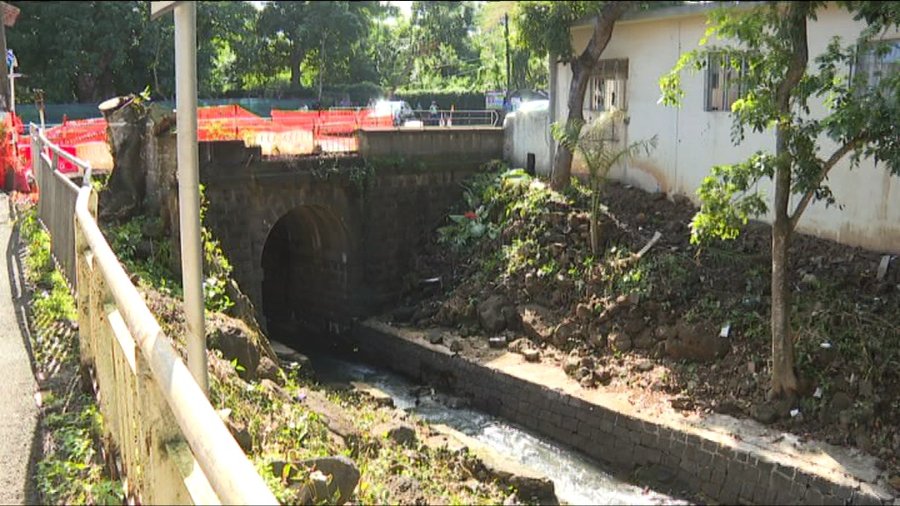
[0, 193, 40, 505]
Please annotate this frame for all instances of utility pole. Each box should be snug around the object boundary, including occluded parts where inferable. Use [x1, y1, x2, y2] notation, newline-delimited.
[504, 12, 511, 102]
[152, 1, 207, 394]
[0, 2, 21, 112]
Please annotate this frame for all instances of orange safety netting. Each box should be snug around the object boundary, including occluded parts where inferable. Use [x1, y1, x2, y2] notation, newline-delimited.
[17, 104, 393, 185]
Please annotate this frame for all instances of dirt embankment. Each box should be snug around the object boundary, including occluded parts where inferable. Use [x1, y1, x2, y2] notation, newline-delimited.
[393, 176, 900, 486]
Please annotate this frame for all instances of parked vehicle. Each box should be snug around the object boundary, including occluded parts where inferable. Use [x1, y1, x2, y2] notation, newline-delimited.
[372, 100, 415, 126]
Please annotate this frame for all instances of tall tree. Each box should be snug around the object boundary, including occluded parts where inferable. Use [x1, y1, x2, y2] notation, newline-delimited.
[476, 1, 547, 92]
[516, 1, 634, 190]
[660, 2, 900, 398]
[406, 1, 479, 90]
[8, 1, 259, 102]
[256, 1, 377, 91]
[368, 14, 415, 96]
[9, 1, 145, 102]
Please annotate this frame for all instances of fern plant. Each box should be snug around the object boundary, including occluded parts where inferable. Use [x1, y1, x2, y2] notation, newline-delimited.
[551, 108, 657, 255]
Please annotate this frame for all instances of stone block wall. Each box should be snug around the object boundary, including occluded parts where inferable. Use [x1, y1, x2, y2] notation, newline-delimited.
[353, 322, 896, 506]
[359, 127, 504, 166]
[195, 141, 489, 345]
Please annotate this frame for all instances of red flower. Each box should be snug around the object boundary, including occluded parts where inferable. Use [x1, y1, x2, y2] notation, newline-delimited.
[464, 211, 477, 220]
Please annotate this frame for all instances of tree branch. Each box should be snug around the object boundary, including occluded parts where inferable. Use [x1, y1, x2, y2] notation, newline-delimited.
[789, 137, 862, 231]
[578, 1, 631, 68]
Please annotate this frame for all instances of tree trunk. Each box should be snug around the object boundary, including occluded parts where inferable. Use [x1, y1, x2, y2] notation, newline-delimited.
[99, 95, 148, 222]
[317, 38, 326, 103]
[590, 184, 601, 255]
[550, 1, 630, 190]
[768, 3, 809, 399]
[551, 61, 587, 190]
[290, 47, 303, 88]
[770, 155, 797, 398]
[0, 23, 9, 111]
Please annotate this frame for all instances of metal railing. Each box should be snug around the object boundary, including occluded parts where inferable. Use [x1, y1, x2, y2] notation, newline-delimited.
[407, 109, 502, 127]
[33, 130, 84, 289]
[31, 125, 278, 505]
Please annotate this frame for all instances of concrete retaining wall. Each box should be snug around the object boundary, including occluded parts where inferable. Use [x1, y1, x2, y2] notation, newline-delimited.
[353, 321, 896, 505]
[503, 109, 553, 177]
[359, 127, 504, 167]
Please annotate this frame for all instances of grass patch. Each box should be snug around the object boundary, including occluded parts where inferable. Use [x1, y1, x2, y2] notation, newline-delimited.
[17, 204, 123, 505]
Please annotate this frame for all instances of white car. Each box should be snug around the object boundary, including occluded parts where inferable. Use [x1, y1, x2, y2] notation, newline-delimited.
[373, 100, 416, 126]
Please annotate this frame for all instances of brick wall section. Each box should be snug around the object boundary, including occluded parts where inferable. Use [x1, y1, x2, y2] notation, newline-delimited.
[352, 322, 896, 506]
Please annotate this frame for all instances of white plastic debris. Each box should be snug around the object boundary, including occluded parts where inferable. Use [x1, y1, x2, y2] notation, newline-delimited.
[820, 342, 832, 349]
[813, 387, 823, 399]
[876, 255, 892, 281]
[719, 323, 731, 338]
[790, 408, 801, 418]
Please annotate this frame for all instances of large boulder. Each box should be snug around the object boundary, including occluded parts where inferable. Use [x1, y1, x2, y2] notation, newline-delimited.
[207, 314, 262, 381]
[518, 304, 555, 342]
[478, 295, 512, 333]
[371, 421, 418, 447]
[665, 321, 727, 362]
[272, 456, 360, 505]
[299, 456, 360, 505]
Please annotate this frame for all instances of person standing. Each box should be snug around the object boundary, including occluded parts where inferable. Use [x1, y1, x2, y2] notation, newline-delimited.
[429, 100, 438, 125]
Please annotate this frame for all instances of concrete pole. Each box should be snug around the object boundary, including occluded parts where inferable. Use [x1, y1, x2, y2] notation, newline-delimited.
[174, 2, 207, 394]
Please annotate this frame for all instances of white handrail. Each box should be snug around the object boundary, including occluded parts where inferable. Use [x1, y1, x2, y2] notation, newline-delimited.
[34, 125, 278, 505]
[74, 187, 277, 504]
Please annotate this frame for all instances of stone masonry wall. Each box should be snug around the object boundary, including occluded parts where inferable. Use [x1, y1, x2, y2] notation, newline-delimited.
[353, 321, 895, 506]
[197, 141, 492, 340]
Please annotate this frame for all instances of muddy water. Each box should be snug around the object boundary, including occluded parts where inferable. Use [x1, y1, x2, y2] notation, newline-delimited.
[302, 350, 690, 505]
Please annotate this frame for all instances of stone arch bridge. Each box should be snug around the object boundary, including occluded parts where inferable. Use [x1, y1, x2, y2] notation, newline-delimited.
[195, 128, 503, 348]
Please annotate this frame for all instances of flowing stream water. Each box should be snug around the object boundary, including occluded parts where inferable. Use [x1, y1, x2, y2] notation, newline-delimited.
[297, 348, 691, 505]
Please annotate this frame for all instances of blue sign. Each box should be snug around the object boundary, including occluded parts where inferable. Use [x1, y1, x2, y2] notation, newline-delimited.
[6, 49, 14, 69]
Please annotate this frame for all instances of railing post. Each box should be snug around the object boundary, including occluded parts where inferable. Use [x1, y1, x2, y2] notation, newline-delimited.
[74, 208, 94, 391]
[135, 350, 194, 505]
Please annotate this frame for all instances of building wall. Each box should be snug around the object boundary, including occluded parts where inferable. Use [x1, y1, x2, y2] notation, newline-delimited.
[547, 4, 900, 253]
[503, 108, 553, 176]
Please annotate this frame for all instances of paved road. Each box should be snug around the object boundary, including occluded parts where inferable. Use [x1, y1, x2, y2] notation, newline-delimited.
[0, 193, 40, 505]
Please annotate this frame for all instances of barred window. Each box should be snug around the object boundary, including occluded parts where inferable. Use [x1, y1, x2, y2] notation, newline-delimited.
[854, 39, 900, 90]
[585, 59, 629, 111]
[705, 52, 746, 112]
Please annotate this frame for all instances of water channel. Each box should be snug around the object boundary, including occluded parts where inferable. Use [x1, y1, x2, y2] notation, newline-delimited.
[284, 343, 690, 505]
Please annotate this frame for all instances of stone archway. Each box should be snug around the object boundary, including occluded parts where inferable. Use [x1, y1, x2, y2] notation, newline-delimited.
[260, 205, 353, 348]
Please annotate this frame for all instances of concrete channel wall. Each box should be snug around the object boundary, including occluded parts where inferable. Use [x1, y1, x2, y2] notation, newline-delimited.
[353, 321, 897, 505]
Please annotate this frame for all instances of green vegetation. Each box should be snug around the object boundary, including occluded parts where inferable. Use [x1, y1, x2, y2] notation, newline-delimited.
[10, 1, 548, 105]
[37, 402, 122, 506]
[209, 360, 509, 505]
[17, 205, 123, 505]
[103, 185, 234, 313]
[552, 107, 657, 254]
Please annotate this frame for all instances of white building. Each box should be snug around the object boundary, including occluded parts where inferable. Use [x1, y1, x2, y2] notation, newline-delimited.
[505, 2, 900, 253]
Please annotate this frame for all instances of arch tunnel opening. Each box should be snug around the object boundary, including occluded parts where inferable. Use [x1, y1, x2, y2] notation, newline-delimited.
[260, 205, 354, 349]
